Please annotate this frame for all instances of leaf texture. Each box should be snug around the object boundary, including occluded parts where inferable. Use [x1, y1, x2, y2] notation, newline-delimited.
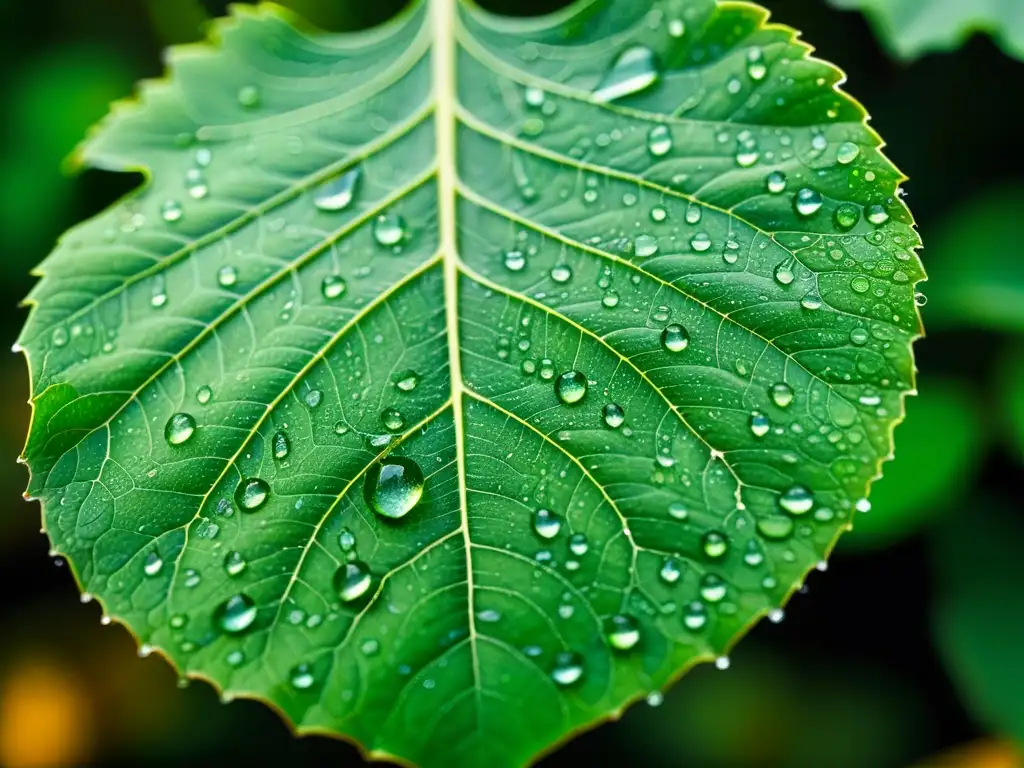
[17, 1, 923, 765]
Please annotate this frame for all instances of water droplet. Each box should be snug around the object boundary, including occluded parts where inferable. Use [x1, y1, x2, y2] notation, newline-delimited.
[550, 264, 572, 283]
[143, 551, 163, 577]
[380, 408, 405, 432]
[668, 18, 685, 37]
[504, 250, 526, 272]
[185, 168, 208, 200]
[647, 124, 672, 156]
[650, 206, 667, 222]
[690, 232, 711, 252]
[834, 203, 860, 230]
[700, 574, 727, 602]
[756, 515, 795, 540]
[314, 168, 360, 212]
[551, 651, 584, 685]
[183, 569, 201, 588]
[226, 650, 245, 667]
[747, 48, 767, 80]
[237, 84, 261, 108]
[715, 656, 731, 670]
[593, 46, 658, 103]
[794, 188, 823, 216]
[334, 561, 372, 602]
[750, 412, 770, 437]
[702, 531, 728, 559]
[669, 501, 688, 520]
[224, 550, 247, 577]
[217, 265, 238, 288]
[850, 327, 870, 346]
[361, 639, 380, 656]
[322, 274, 347, 300]
[196, 385, 213, 405]
[634, 234, 659, 257]
[602, 402, 625, 428]
[569, 533, 588, 556]
[866, 204, 889, 225]
[151, 276, 168, 308]
[524, 86, 545, 107]
[647, 691, 664, 707]
[773, 260, 795, 285]
[290, 663, 315, 690]
[607, 614, 640, 650]
[850, 275, 871, 294]
[364, 456, 424, 519]
[836, 142, 860, 165]
[683, 600, 708, 630]
[304, 389, 323, 408]
[215, 593, 257, 635]
[533, 508, 561, 539]
[660, 324, 689, 353]
[766, 171, 787, 194]
[161, 200, 183, 222]
[272, 430, 290, 460]
[770, 382, 794, 408]
[373, 214, 406, 246]
[780, 485, 814, 515]
[235, 478, 270, 511]
[165, 413, 196, 445]
[915, 291, 928, 307]
[660, 557, 682, 583]
[555, 370, 588, 405]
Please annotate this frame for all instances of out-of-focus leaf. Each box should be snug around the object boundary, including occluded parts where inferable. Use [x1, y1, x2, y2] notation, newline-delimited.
[997, 344, 1024, 462]
[147, 0, 209, 44]
[910, 739, 1024, 768]
[845, 377, 984, 549]
[18, 1, 924, 764]
[920, 186, 1024, 333]
[933, 504, 1024, 744]
[828, 0, 1024, 62]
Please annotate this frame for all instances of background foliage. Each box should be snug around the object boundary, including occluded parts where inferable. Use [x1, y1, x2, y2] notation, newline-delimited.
[0, 1, 1021, 766]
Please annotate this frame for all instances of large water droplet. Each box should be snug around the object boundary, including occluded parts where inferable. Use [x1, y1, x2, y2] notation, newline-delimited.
[165, 413, 196, 445]
[607, 614, 641, 650]
[702, 531, 728, 559]
[551, 651, 584, 685]
[314, 168, 360, 212]
[780, 485, 814, 515]
[363, 456, 424, 519]
[661, 324, 689, 353]
[647, 124, 672, 156]
[373, 213, 406, 246]
[690, 232, 711, 252]
[533, 508, 561, 539]
[235, 478, 270, 511]
[756, 515, 795, 540]
[866, 204, 889, 225]
[593, 46, 658, 103]
[334, 561, 372, 602]
[794, 188, 823, 217]
[766, 171, 787, 194]
[836, 142, 860, 165]
[750, 412, 770, 437]
[215, 594, 257, 635]
[770, 382, 794, 408]
[660, 557, 682, 584]
[634, 234, 659, 257]
[550, 264, 572, 283]
[555, 371, 588, 404]
[569, 533, 588, 556]
[700, 574, 727, 602]
[774, 260, 795, 285]
[834, 203, 860, 230]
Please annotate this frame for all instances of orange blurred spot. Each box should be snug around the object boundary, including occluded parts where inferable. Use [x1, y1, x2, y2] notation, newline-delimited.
[913, 739, 1024, 768]
[0, 661, 93, 767]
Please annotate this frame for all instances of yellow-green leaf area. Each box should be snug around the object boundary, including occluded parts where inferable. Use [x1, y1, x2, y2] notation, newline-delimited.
[17, 1, 923, 766]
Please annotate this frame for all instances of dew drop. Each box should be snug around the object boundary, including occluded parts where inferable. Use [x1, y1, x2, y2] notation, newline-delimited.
[364, 456, 424, 519]
[794, 188, 823, 217]
[333, 561, 372, 602]
[669, 501, 688, 520]
[836, 141, 860, 165]
[690, 232, 711, 252]
[602, 402, 625, 428]
[555, 370, 588, 405]
[647, 124, 673, 156]
[215, 594, 257, 634]
[339, 528, 356, 552]
[185, 168, 208, 200]
[161, 200, 183, 222]
[607, 614, 640, 650]
[380, 408, 405, 432]
[834, 203, 860, 231]
[196, 385, 213, 405]
[235, 477, 270, 511]
[224, 550, 247, 577]
[304, 389, 323, 408]
[780, 485, 814, 515]
[217, 265, 238, 288]
[290, 663, 315, 690]
[683, 600, 708, 630]
[237, 84, 261, 108]
[750, 412, 770, 437]
[165, 413, 196, 445]
[770, 382, 794, 408]
[143, 551, 163, 577]
[773, 260, 795, 285]
[747, 48, 767, 80]
[756, 515, 795, 540]
[373, 213, 406, 246]
[533, 508, 561, 539]
[504, 250, 526, 272]
[272, 430, 290, 460]
[660, 557, 682, 584]
[593, 46, 658, 103]
[322, 274, 347, 300]
[766, 171, 787, 194]
[314, 168, 360, 212]
[702, 531, 728, 559]
[569, 533, 588, 556]
[634, 234, 659, 257]
[550, 264, 572, 283]
[650, 206, 667, 222]
[866, 204, 889, 225]
[393, 370, 420, 392]
[700, 574, 727, 603]
[551, 651, 584, 685]
[660, 324, 689, 353]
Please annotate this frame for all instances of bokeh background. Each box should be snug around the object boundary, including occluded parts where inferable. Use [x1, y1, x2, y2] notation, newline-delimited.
[1, 0, 1022, 766]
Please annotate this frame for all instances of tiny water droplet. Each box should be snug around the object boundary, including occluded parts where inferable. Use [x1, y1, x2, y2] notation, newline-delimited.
[593, 46, 658, 103]
[334, 561, 372, 602]
[165, 413, 196, 445]
[364, 457, 424, 519]
[533, 508, 561, 539]
[661, 324, 689, 353]
[235, 477, 270, 511]
[215, 593, 257, 634]
[555, 370, 588, 405]
[314, 168, 360, 212]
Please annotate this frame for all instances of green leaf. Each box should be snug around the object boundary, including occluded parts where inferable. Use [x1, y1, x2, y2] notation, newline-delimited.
[997, 343, 1024, 461]
[844, 378, 984, 550]
[920, 185, 1024, 333]
[828, 0, 1024, 62]
[17, 1, 923, 765]
[933, 505, 1024, 743]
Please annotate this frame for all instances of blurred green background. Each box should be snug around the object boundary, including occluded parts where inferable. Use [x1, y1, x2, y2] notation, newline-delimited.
[1, 1, 1022, 766]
